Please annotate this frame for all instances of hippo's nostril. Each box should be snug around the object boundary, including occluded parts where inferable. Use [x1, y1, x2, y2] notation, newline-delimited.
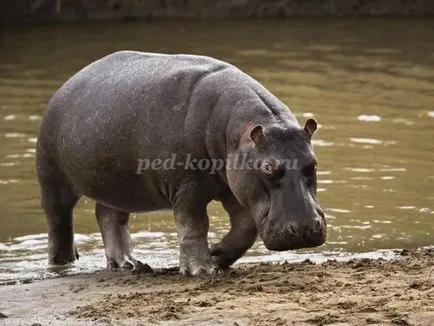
[312, 219, 322, 233]
[288, 223, 298, 236]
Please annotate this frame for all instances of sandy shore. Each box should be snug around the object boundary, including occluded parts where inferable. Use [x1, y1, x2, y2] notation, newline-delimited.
[0, 248, 433, 326]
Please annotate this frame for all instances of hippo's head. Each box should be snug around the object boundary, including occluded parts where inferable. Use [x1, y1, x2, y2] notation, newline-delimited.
[226, 118, 326, 251]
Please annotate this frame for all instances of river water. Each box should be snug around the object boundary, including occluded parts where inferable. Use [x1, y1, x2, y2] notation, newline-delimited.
[0, 19, 433, 283]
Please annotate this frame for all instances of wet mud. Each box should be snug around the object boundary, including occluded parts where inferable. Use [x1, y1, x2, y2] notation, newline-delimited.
[1, 248, 433, 325]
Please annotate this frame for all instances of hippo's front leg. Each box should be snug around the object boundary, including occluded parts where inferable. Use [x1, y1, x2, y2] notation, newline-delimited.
[173, 190, 219, 276]
[210, 193, 258, 269]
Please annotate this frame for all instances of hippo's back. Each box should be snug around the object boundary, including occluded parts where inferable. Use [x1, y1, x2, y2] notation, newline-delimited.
[60, 50, 231, 96]
[49, 50, 232, 119]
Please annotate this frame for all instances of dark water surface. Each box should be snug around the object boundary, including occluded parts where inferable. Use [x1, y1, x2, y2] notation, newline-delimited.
[0, 19, 433, 282]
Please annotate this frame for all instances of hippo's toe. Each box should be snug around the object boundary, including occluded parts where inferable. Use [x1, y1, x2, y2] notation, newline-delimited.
[106, 256, 151, 272]
[179, 260, 221, 276]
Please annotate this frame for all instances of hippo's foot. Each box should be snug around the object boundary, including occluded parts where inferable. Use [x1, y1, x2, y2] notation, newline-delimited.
[106, 254, 151, 271]
[48, 243, 79, 266]
[179, 242, 221, 276]
[210, 243, 243, 270]
[48, 242, 79, 265]
[49, 252, 76, 265]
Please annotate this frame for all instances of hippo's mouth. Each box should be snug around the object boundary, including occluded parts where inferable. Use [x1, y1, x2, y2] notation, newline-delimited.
[261, 229, 326, 251]
[257, 214, 326, 251]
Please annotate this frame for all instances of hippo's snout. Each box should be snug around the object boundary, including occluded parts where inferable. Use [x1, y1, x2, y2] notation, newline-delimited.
[260, 214, 326, 251]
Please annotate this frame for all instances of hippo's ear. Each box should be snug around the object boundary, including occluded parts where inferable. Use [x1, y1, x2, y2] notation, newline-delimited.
[304, 119, 317, 137]
[250, 125, 265, 147]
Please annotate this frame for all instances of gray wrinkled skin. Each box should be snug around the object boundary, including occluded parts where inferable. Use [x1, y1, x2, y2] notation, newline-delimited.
[36, 51, 326, 275]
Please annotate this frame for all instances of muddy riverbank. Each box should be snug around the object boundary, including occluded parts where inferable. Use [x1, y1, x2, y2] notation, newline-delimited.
[0, 248, 432, 325]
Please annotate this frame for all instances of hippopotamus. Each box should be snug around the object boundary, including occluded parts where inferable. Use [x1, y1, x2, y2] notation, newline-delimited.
[36, 51, 326, 275]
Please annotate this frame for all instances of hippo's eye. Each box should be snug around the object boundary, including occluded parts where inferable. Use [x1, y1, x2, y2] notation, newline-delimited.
[261, 161, 274, 175]
[261, 159, 285, 180]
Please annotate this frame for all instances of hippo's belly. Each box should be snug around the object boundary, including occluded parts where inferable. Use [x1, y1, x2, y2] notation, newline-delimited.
[84, 180, 173, 213]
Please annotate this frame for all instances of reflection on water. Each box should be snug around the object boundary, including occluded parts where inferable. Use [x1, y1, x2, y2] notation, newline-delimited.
[0, 19, 433, 282]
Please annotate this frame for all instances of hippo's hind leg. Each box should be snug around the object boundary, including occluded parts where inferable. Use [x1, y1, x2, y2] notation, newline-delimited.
[95, 203, 149, 270]
[210, 193, 258, 269]
[37, 160, 80, 265]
